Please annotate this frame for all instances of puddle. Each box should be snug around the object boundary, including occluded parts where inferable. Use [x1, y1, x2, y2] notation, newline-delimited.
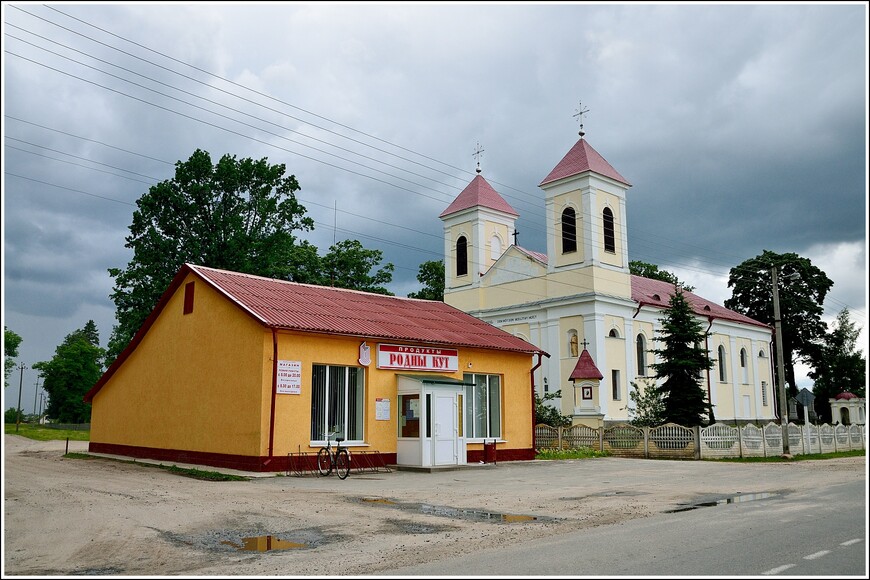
[221, 536, 308, 551]
[665, 492, 780, 513]
[359, 497, 558, 523]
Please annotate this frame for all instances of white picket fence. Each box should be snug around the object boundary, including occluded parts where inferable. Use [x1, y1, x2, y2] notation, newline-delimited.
[534, 422, 867, 460]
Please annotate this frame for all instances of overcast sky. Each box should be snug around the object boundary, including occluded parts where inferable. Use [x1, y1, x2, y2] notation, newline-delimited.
[2, 2, 867, 414]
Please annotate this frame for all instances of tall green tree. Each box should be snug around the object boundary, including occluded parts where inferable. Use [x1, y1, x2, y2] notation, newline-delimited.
[107, 149, 314, 362]
[629, 260, 695, 292]
[321, 239, 395, 295]
[4, 327, 23, 389]
[808, 308, 866, 423]
[408, 260, 445, 301]
[33, 321, 105, 424]
[724, 250, 833, 398]
[650, 286, 714, 426]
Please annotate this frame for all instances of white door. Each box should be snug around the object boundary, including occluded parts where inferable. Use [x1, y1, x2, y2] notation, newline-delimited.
[433, 393, 457, 465]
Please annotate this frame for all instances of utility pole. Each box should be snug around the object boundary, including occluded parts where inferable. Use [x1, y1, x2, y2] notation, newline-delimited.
[33, 375, 41, 414]
[15, 362, 26, 433]
[771, 267, 799, 456]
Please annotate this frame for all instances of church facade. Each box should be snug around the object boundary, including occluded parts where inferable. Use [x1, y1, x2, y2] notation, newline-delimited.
[440, 133, 776, 426]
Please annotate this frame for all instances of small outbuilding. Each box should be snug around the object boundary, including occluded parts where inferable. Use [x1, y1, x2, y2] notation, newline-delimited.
[829, 391, 866, 426]
[85, 264, 546, 472]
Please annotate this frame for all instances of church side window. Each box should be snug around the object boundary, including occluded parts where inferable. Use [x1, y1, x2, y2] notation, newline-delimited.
[456, 236, 468, 277]
[740, 348, 748, 383]
[611, 369, 621, 400]
[561, 207, 577, 254]
[636, 335, 647, 376]
[603, 207, 615, 253]
[718, 345, 727, 382]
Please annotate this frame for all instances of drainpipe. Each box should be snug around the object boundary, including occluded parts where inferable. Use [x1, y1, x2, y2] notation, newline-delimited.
[530, 351, 550, 451]
[704, 317, 714, 418]
[264, 328, 279, 467]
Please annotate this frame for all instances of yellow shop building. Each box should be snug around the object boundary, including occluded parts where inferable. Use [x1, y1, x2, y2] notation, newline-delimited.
[85, 264, 545, 472]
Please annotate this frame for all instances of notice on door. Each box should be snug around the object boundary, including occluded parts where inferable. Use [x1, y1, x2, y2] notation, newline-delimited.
[276, 360, 302, 394]
[375, 398, 390, 421]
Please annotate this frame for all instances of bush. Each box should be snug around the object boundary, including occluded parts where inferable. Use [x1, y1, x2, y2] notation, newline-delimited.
[535, 390, 572, 427]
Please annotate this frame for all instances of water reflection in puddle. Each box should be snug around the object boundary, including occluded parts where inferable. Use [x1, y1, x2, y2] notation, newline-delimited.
[665, 492, 779, 513]
[360, 497, 556, 523]
[222, 536, 308, 551]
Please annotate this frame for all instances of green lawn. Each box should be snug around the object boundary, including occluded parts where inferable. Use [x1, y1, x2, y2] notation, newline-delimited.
[5, 423, 90, 441]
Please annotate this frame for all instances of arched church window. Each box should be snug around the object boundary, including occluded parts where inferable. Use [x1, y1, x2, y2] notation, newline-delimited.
[636, 335, 647, 376]
[561, 207, 577, 254]
[608, 328, 620, 338]
[456, 236, 468, 277]
[718, 345, 727, 382]
[603, 207, 615, 253]
[740, 348, 748, 383]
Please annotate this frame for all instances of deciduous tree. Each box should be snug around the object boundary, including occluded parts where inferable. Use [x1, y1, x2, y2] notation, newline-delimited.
[724, 250, 833, 398]
[321, 239, 394, 295]
[4, 327, 22, 389]
[629, 260, 695, 292]
[808, 308, 866, 423]
[33, 321, 105, 424]
[407, 260, 444, 301]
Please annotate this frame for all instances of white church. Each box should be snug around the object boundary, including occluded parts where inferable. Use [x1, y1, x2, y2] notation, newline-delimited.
[440, 128, 776, 427]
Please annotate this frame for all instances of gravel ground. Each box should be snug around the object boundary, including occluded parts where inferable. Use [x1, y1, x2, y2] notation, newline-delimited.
[3, 434, 866, 576]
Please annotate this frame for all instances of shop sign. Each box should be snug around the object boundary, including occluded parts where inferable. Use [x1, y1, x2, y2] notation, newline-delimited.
[377, 344, 458, 372]
[276, 360, 302, 394]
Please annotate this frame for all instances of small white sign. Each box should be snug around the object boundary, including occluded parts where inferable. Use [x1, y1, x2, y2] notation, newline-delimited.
[375, 398, 390, 421]
[277, 360, 302, 394]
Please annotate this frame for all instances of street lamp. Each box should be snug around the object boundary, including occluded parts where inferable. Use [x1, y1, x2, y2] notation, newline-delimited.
[771, 267, 799, 456]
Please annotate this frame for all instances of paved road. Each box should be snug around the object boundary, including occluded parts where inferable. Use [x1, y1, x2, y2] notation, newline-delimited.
[382, 478, 868, 576]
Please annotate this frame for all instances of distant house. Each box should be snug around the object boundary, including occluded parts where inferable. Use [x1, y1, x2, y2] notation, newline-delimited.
[440, 134, 775, 427]
[85, 264, 545, 472]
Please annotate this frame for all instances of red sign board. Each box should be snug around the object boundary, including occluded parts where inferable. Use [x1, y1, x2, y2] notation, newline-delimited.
[377, 344, 459, 372]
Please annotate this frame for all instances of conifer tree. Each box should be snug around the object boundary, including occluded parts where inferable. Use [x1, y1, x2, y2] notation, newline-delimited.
[650, 286, 714, 426]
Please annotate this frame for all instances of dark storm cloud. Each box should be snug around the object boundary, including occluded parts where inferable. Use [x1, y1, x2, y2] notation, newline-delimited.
[2, 2, 866, 411]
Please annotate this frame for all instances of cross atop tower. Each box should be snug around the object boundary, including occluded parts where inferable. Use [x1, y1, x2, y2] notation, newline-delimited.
[473, 142, 485, 174]
[573, 101, 589, 139]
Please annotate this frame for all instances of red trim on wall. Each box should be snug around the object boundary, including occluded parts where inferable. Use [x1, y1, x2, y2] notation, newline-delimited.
[87, 442, 399, 473]
[466, 447, 536, 463]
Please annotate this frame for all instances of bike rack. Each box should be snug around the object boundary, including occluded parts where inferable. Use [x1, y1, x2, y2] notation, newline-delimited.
[285, 450, 392, 477]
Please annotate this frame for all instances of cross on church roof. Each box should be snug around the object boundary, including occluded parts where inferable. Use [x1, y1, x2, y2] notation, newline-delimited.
[581, 339, 589, 350]
[473, 142, 484, 174]
[573, 101, 589, 139]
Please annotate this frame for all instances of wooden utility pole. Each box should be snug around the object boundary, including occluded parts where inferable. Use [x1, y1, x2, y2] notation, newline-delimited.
[15, 362, 26, 432]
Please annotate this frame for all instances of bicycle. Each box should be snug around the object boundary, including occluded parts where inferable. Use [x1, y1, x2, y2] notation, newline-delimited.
[317, 431, 351, 479]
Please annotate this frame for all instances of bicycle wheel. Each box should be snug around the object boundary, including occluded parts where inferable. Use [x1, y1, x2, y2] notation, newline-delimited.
[335, 448, 351, 480]
[317, 447, 332, 476]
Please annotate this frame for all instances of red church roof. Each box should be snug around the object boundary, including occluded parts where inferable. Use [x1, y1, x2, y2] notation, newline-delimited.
[440, 174, 519, 218]
[539, 138, 631, 187]
[631, 275, 770, 331]
[570, 348, 604, 381]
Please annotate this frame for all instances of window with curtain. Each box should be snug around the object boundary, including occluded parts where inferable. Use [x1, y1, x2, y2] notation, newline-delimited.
[310, 364, 365, 443]
[463, 373, 501, 439]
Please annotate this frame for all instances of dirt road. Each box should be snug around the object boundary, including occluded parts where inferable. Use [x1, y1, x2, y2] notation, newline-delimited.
[3, 435, 866, 576]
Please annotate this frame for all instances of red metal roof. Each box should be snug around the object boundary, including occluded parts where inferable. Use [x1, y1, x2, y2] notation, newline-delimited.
[569, 349, 604, 381]
[539, 138, 631, 187]
[440, 174, 519, 218]
[192, 264, 539, 352]
[514, 246, 548, 264]
[834, 391, 859, 400]
[631, 275, 770, 331]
